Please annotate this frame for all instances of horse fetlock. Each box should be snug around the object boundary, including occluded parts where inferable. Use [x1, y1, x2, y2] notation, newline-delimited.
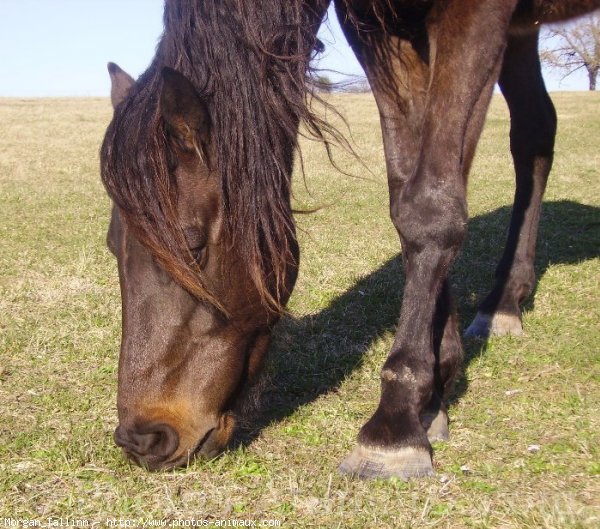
[464, 311, 523, 338]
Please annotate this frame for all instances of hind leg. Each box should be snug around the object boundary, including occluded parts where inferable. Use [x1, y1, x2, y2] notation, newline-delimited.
[466, 32, 557, 338]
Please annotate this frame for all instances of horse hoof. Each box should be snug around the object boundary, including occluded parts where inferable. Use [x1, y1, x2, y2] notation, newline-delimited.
[464, 311, 523, 338]
[338, 444, 433, 480]
[422, 409, 449, 442]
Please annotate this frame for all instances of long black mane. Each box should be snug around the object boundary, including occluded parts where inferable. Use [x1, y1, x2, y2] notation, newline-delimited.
[101, 0, 333, 311]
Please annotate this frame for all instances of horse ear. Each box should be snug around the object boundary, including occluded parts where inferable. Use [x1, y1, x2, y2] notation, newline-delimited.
[108, 62, 134, 109]
[160, 67, 210, 151]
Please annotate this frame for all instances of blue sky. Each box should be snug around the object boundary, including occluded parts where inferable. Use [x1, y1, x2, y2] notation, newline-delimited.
[0, 0, 588, 97]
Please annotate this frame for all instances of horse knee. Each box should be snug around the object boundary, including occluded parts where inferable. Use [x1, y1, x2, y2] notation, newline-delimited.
[393, 188, 468, 258]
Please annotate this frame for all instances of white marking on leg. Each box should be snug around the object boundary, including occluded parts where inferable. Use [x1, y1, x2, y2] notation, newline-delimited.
[381, 367, 417, 384]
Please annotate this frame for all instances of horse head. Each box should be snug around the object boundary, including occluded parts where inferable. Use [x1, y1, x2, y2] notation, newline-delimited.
[102, 63, 297, 470]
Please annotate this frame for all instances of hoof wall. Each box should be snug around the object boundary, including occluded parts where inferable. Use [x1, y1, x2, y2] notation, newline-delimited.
[422, 409, 449, 442]
[464, 312, 523, 338]
[338, 445, 433, 480]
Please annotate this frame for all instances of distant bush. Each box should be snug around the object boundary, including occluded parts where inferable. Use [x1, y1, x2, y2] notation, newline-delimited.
[314, 74, 335, 93]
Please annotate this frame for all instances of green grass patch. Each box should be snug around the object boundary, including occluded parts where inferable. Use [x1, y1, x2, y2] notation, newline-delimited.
[0, 93, 598, 527]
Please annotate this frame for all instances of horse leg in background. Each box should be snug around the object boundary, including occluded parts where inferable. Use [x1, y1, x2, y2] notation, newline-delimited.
[334, 4, 458, 443]
[338, 0, 517, 479]
[466, 31, 556, 338]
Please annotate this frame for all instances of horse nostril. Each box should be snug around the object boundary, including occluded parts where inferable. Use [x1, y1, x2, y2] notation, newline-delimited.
[114, 422, 179, 463]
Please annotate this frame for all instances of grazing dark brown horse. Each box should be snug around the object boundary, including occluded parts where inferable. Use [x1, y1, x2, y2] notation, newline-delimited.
[100, 0, 600, 476]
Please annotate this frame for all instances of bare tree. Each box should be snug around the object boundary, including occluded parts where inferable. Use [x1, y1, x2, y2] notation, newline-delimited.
[540, 12, 600, 91]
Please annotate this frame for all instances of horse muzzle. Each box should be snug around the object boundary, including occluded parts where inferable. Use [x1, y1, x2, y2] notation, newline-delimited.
[114, 412, 236, 471]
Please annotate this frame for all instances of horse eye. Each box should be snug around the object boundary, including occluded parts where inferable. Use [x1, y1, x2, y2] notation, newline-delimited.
[192, 245, 209, 268]
[184, 226, 208, 267]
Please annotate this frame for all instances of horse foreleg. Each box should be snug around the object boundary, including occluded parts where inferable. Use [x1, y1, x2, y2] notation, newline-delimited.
[466, 31, 556, 338]
[335, 2, 457, 443]
[339, 0, 518, 479]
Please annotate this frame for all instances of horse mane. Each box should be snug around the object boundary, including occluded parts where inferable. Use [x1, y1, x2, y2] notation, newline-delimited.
[101, 0, 336, 314]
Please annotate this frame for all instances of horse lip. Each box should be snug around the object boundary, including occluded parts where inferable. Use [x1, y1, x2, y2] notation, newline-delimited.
[118, 447, 170, 472]
[159, 425, 219, 470]
[193, 426, 218, 457]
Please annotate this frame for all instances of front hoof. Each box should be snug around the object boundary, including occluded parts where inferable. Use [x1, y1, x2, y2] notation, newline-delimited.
[338, 444, 433, 480]
[464, 311, 523, 338]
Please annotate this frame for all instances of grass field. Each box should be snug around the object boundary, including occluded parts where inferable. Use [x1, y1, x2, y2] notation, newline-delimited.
[0, 92, 599, 528]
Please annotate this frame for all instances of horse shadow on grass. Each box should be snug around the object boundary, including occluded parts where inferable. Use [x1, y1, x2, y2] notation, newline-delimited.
[235, 200, 600, 446]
